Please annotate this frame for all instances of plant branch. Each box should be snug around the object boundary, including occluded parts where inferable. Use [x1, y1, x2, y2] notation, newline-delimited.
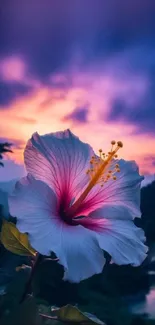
[20, 253, 42, 303]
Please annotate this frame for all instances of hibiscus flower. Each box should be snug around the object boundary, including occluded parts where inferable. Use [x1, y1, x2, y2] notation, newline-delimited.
[8, 129, 148, 282]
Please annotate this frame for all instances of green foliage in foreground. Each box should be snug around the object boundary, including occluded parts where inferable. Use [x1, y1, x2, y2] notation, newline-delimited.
[0, 259, 153, 325]
[0, 182, 155, 324]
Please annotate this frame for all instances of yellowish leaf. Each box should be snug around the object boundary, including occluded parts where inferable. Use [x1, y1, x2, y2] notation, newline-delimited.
[0, 220, 36, 256]
[55, 304, 105, 324]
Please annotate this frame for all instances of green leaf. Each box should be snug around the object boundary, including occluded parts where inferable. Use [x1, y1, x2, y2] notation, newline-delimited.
[0, 220, 36, 256]
[55, 304, 105, 324]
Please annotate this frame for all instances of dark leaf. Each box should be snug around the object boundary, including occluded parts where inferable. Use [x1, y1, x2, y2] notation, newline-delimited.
[0, 296, 41, 325]
[0, 266, 31, 318]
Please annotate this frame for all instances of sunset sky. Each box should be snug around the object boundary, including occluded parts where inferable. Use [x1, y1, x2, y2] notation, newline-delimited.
[0, 0, 155, 182]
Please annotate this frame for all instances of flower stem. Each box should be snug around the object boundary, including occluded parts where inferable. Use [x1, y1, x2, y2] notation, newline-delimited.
[20, 253, 42, 304]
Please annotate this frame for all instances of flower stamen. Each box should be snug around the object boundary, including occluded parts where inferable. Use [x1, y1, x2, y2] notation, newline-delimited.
[66, 140, 123, 217]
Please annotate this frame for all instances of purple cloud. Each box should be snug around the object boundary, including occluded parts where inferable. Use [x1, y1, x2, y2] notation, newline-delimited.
[106, 96, 155, 135]
[143, 156, 155, 167]
[1, 0, 155, 81]
[0, 81, 32, 107]
[63, 106, 89, 124]
[0, 0, 155, 142]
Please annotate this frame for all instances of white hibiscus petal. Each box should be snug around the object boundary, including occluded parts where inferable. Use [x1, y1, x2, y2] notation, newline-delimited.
[80, 159, 143, 219]
[8, 174, 105, 283]
[30, 222, 106, 283]
[24, 129, 93, 205]
[96, 219, 148, 266]
[8, 174, 58, 230]
[90, 203, 140, 220]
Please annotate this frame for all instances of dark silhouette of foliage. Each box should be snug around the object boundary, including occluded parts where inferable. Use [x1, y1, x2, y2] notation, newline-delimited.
[140, 181, 155, 243]
[0, 143, 12, 167]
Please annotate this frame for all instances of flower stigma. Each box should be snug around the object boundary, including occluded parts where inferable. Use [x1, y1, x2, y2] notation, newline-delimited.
[66, 140, 123, 218]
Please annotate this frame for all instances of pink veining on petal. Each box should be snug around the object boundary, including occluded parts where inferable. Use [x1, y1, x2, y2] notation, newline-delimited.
[24, 130, 94, 215]
[70, 159, 143, 218]
[74, 217, 111, 232]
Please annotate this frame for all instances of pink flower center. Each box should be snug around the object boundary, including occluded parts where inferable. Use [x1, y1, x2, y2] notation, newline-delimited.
[58, 140, 123, 229]
[65, 140, 123, 219]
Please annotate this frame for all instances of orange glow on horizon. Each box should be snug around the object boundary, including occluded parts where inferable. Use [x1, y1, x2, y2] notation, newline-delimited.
[0, 62, 154, 176]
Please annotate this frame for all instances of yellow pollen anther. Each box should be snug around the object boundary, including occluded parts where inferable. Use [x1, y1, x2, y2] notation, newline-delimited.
[114, 154, 118, 158]
[115, 164, 119, 168]
[111, 140, 116, 145]
[113, 176, 117, 180]
[116, 168, 120, 172]
[99, 149, 102, 153]
[117, 141, 123, 148]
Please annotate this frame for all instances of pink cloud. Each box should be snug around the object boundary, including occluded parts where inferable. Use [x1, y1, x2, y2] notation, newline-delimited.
[0, 62, 154, 178]
[0, 56, 26, 82]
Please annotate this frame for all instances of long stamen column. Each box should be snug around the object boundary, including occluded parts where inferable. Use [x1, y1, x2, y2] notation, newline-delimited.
[66, 140, 123, 218]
